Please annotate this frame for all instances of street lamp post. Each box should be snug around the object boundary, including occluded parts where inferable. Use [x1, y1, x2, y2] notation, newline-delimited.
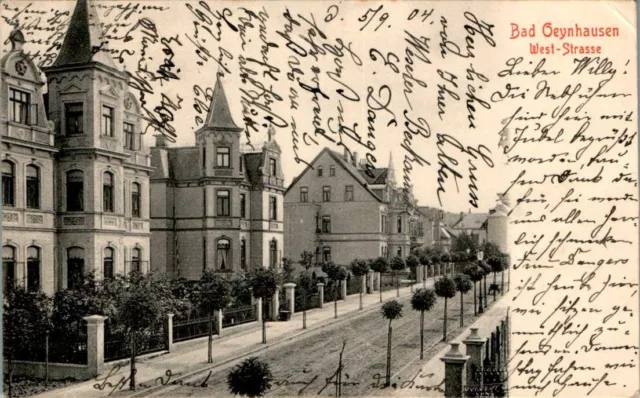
[477, 250, 484, 314]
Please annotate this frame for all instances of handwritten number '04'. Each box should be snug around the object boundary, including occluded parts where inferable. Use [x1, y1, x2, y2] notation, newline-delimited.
[369, 49, 399, 74]
[358, 5, 389, 32]
[407, 8, 434, 23]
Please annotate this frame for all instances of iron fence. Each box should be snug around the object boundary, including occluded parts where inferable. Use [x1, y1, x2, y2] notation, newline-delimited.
[347, 275, 362, 296]
[104, 320, 167, 362]
[173, 316, 214, 343]
[222, 304, 256, 328]
[9, 322, 87, 365]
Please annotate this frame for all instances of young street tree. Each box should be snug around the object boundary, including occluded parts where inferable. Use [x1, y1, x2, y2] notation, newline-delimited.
[410, 288, 437, 359]
[118, 272, 168, 391]
[434, 276, 457, 342]
[405, 254, 420, 291]
[370, 256, 389, 303]
[197, 269, 232, 363]
[299, 250, 315, 329]
[323, 261, 348, 318]
[249, 268, 279, 344]
[350, 258, 370, 310]
[430, 253, 441, 278]
[440, 252, 452, 278]
[381, 300, 404, 386]
[389, 256, 406, 297]
[227, 356, 274, 397]
[418, 252, 431, 288]
[463, 265, 484, 315]
[454, 274, 473, 327]
[488, 255, 507, 300]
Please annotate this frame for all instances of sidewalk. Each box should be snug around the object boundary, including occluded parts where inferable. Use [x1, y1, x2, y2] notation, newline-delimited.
[34, 281, 432, 398]
[382, 295, 510, 397]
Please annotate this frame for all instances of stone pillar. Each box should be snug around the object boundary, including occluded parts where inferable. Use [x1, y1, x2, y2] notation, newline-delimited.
[437, 263, 441, 277]
[341, 280, 347, 300]
[360, 275, 366, 309]
[440, 343, 469, 398]
[367, 271, 374, 294]
[84, 315, 107, 376]
[317, 283, 324, 308]
[166, 313, 175, 352]
[463, 328, 485, 389]
[215, 309, 223, 336]
[271, 289, 280, 321]
[253, 297, 263, 322]
[416, 265, 423, 282]
[283, 283, 296, 314]
[375, 272, 381, 291]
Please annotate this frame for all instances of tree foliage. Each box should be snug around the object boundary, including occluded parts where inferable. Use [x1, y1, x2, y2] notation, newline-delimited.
[434, 277, 457, 299]
[405, 254, 420, 270]
[488, 255, 507, 274]
[350, 258, 370, 277]
[227, 357, 274, 397]
[463, 265, 484, 283]
[248, 268, 279, 300]
[323, 262, 348, 281]
[197, 270, 232, 313]
[389, 256, 406, 272]
[440, 252, 451, 264]
[454, 274, 473, 294]
[369, 256, 389, 273]
[453, 231, 478, 254]
[300, 251, 315, 270]
[381, 300, 404, 321]
[281, 257, 296, 283]
[410, 288, 437, 312]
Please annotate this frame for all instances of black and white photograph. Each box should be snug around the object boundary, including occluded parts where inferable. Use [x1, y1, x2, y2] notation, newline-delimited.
[0, 0, 637, 397]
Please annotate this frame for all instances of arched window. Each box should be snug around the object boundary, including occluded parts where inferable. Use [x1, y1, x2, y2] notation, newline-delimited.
[66, 170, 84, 211]
[26, 165, 40, 209]
[397, 215, 403, 233]
[2, 161, 15, 206]
[217, 239, 231, 270]
[131, 182, 141, 218]
[103, 172, 114, 212]
[104, 247, 114, 279]
[67, 247, 85, 289]
[27, 246, 40, 292]
[131, 248, 141, 273]
[269, 239, 278, 268]
[3, 246, 16, 292]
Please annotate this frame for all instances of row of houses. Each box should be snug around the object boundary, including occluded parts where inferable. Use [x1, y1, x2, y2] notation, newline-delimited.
[1, 0, 510, 296]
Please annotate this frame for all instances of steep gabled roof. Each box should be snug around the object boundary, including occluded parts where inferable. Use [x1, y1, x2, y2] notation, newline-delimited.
[284, 147, 383, 203]
[53, 0, 117, 69]
[358, 168, 388, 185]
[202, 75, 242, 131]
[243, 152, 264, 185]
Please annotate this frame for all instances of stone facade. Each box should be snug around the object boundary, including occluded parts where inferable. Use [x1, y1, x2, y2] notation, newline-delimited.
[149, 77, 285, 279]
[284, 149, 424, 265]
[1, 0, 151, 295]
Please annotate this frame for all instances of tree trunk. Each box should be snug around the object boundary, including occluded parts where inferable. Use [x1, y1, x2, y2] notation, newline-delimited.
[501, 270, 505, 295]
[303, 289, 307, 329]
[422, 265, 426, 288]
[386, 320, 392, 386]
[473, 282, 477, 316]
[359, 290, 363, 310]
[443, 298, 448, 342]
[334, 284, 338, 319]
[8, 355, 13, 398]
[460, 292, 464, 327]
[45, 331, 50, 386]
[420, 311, 425, 360]
[208, 312, 213, 363]
[129, 334, 136, 390]
[262, 300, 267, 344]
[395, 272, 400, 297]
[379, 280, 382, 303]
[493, 272, 497, 301]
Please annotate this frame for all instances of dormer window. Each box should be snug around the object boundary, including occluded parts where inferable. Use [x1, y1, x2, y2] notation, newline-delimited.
[216, 147, 230, 168]
[9, 88, 31, 125]
[102, 105, 114, 137]
[65, 103, 84, 135]
[269, 158, 277, 176]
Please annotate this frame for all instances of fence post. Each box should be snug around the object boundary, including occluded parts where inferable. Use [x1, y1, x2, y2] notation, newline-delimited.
[271, 288, 280, 321]
[317, 283, 324, 308]
[166, 313, 175, 353]
[341, 279, 347, 300]
[284, 283, 296, 314]
[360, 275, 366, 309]
[254, 297, 263, 323]
[215, 310, 223, 337]
[440, 342, 469, 398]
[375, 272, 381, 292]
[83, 315, 107, 377]
[367, 271, 374, 294]
[463, 328, 485, 389]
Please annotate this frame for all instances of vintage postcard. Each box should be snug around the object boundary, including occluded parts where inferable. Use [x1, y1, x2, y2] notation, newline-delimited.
[0, 0, 638, 397]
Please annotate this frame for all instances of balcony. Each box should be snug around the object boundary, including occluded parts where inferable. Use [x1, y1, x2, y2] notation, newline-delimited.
[3, 120, 54, 146]
[124, 149, 151, 168]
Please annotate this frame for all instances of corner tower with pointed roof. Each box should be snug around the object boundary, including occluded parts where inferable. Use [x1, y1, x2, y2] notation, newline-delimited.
[150, 74, 285, 279]
[40, 0, 152, 289]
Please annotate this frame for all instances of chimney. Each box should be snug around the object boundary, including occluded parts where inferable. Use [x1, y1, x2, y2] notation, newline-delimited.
[155, 134, 167, 148]
[343, 147, 349, 161]
[353, 152, 358, 166]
